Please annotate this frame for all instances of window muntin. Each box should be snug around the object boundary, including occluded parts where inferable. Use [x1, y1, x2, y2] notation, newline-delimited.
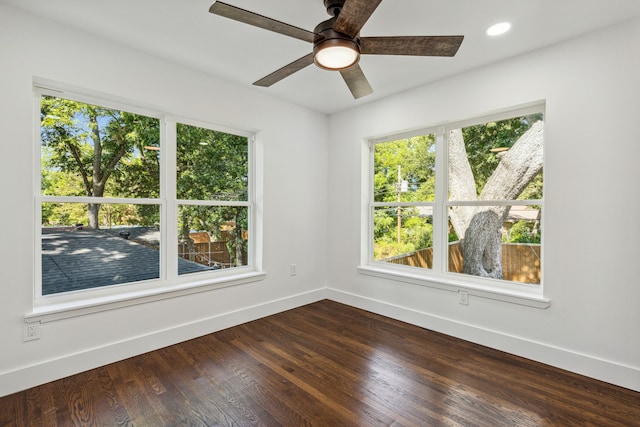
[37, 90, 255, 298]
[369, 106, 544, 288]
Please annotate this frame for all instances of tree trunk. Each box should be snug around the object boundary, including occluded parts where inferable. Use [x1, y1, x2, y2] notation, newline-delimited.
[235, 228, 244, 267]
[86, 111, 104, 229]
[180, 212, 194, 260]
[87, 203, 100, 229]
[449, 121, 544, 279]
[461, 209, 506, 278]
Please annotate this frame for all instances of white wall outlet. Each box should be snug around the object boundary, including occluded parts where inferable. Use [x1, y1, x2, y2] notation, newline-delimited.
[23, 321, 41, 341]
[459, 290, 469, 305]
[290, 264, 297, 276]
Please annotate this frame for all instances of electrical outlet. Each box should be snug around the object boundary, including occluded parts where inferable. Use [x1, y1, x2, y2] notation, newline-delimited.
[23, 322, 41, 341]
[290, 264, 297, 276]
[459, 290, 469, 305]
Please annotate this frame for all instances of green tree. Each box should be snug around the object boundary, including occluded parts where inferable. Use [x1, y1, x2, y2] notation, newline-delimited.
[373, 135, 435, 259]
[374, 135, 435, 203]
[504, 220, 541, 244]
[449, 116, 544, 279]
[176, 124, 249, 266]
[460, 115, 542, 193]
[40, 96, 160, 228]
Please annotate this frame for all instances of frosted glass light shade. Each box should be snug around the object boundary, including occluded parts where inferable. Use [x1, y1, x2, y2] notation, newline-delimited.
[315, 45, 358, 69]
[314, 38, 360, 70]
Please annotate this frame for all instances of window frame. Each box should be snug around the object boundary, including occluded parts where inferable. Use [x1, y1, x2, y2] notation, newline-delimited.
[30, 82, 264, 321]
[362, 103, 549, 308]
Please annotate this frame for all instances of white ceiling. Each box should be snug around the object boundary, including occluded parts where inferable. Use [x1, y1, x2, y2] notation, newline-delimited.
[3, 0, 640, 114]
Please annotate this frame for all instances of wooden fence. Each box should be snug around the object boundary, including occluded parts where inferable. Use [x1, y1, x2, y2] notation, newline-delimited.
[178, 241, 236, 269]
[384, 242, 541, 284]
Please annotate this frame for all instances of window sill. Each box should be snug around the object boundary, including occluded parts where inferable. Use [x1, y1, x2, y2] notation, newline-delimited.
[358, 266, 550, 309]
[25, 271, 266, 323]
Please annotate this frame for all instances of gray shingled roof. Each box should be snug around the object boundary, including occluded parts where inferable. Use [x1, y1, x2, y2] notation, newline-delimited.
[42, 228, 210, 295]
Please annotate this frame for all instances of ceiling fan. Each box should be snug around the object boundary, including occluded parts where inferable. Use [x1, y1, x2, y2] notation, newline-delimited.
[209, 0, 464, 99]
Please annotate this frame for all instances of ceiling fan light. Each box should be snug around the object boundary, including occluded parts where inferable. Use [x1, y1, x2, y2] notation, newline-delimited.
[314, 39, 359, 70]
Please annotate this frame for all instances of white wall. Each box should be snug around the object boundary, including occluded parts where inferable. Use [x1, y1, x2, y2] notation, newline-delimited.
[0, 5, 329, 397]
[2, 4, 638, 398]
[327, 19, 640, 391]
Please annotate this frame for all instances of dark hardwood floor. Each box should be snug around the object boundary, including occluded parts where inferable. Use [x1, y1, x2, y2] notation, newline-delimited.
[1, 300, 639, 426]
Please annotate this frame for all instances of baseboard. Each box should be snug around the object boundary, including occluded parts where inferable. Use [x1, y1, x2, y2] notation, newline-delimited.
[0, 288, 327, 397]
[326, 288, 640, 392]
[5, 287, 638, 397]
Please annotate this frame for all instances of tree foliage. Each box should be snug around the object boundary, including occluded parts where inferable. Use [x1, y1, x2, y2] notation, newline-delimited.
[504, 220, 541, 244]
[373, 135, 435, 259]
[373, 114, 544, 283]
[176, 124, 249, 266]
[459, 114, 543, 194]
[40, 96, 249, 266]
[40, 96, 160, 228]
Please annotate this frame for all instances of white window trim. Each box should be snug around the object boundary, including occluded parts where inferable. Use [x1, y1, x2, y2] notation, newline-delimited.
[361, 103, 549, 309]
[25, 271, 266, 323]
[29, 81, 264, 322]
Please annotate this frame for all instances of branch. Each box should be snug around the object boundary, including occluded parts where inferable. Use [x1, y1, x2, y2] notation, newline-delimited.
[480, 120, 544, 201]
[88, 111, 104, 195]
[99, 143, 128, 187]
[67, 143, 93, 196]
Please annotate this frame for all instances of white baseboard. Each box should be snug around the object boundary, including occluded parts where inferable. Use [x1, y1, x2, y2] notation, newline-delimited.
[4, 287, 638, 397]
[0, 288, 327, 397]
[326, 288, 640, 392]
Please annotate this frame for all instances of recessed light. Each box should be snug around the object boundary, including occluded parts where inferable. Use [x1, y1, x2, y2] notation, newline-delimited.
[486, 22, 512, 36]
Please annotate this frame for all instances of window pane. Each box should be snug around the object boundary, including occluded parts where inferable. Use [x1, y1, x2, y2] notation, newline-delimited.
[447, 205, 541, 284]
[178, 205, 248, 273]
[448, 113, 544, 200]
[374, 135, 436, 203]
[373, 206, 433, 269]
[41, 202, 161, 295]
[40, 96, 160, 200]
[176, 124, 248, 201]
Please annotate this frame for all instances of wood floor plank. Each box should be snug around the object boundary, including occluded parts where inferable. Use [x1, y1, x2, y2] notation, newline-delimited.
[1, 299, 639, 426]
[268, 306, 501, 424]
[256, 314, 447, 425]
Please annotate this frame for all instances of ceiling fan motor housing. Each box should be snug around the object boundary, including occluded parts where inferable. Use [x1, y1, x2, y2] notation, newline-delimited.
[324, 0, 345, 17]
[313, 17, 361, 70]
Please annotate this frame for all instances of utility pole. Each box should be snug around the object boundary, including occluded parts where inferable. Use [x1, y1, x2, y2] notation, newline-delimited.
[396, 165, 408, 244]
[397, 165, 402, 244]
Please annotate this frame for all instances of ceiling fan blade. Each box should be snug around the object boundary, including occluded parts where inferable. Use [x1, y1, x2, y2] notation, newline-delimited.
[209, 1, 315, 43]
[340, 65, 373, 99]
[361, 36, 464, 56]
[334, 0, 383, 38]
[253, 53, 315, 87]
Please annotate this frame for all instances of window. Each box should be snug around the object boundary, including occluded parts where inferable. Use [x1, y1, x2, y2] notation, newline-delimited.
[372, 133, 436, 268]
[176, 123, 249, 272]
[36, 86, 258, 305]
[368, 104, 544, 294]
